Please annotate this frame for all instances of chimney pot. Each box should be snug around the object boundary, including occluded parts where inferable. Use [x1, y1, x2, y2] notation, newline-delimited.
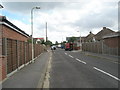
[103, 27, 106, 30]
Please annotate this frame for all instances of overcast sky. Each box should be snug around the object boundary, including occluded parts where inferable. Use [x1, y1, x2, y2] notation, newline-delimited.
[0, 0, 119, 43]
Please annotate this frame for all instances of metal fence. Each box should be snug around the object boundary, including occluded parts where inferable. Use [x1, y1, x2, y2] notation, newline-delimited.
[82, 40, 119, 56]
[2, 38, 45, 74]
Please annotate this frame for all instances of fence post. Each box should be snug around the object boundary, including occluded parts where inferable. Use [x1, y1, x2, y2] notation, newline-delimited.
[102, 40, 103, 54]
[17, 40, 20, 70]
[27, 43, 30, 63]
[0, 37, 7, 81]
[29, 43, 32, 63]
[96, 42, 97, 53]
[3, 38, 8, 78]
[24, 42, 26, 64]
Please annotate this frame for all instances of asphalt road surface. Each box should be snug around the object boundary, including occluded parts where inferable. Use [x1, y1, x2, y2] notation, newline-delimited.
[49, 48, 119, 88]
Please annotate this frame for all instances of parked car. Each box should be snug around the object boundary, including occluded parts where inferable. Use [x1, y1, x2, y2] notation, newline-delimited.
[51, 45, 56, 50]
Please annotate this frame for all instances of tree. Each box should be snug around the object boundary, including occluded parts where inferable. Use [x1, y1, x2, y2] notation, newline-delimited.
[55, 41, 59, 45]
[61, 41, 66, 44]
[27, 38, 37, 44]
[61, 41, 66, 49]
[68, 37, 77, 43]
[27, 39, 32, 43]
[63, 41, 66, 43]
[41, 40, 45, 44]
[45, 40, 53, 46]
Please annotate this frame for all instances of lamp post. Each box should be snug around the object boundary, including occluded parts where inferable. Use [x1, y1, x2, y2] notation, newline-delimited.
[77, 31, 82, 51]
[0, 4, 4, 8]
[31, 6, 40, 63]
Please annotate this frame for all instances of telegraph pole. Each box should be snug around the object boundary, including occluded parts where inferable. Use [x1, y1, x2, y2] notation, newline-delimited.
[46, 22, 47, 42]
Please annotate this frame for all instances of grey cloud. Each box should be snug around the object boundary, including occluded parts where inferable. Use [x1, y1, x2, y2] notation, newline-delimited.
[74, 5, 117, 30]
[2, 1, 118, 35]
[2, 2, 63, 14]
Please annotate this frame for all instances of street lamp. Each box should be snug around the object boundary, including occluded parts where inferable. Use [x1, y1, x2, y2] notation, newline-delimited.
[31, 6, 40, 63]
[0, 4, 4, 8]
[77, 31, 82, 51]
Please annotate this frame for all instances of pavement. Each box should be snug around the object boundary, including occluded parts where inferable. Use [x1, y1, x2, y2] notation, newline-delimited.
[81, 51, 119, 64]
[71, 50, 119, 64]
[2, 50, 51, 89]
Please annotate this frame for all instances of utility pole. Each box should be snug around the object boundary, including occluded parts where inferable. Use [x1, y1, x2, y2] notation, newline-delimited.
[46, 22, 47, 42]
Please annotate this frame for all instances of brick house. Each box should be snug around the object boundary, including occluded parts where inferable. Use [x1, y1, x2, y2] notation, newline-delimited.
[85, 31, 95, 42]
[84, 27, 116, 42]
[0, 16, 30, 82]
[94, 27, 116, 41]
[102, 32, 120, 56]
[82, 27, 119, 56]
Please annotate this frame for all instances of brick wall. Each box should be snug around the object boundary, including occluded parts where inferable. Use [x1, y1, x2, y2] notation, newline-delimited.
[0, 56, 7, 81]
[0, 24, 7, 82]
[0, 24, 3, 81]
[104, 37, 119, 48]
[103, 36, 119, 55]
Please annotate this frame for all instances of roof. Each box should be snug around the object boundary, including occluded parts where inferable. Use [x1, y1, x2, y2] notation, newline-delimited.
[103, 32, 120, 39]
[35, 38, 44, 40]
[95, 27, 115, 40]
[0, 16, 29, 38]
[85, 31, 95, 42]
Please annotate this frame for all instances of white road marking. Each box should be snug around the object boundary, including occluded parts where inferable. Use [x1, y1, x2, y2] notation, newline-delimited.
[93, 67, 120, 81]
[113, 61, 120, 64]
[76, 58, 80, 61]
[65, 53, 67, 55]
[69, 55, 74, 58]
[50, 57, 52, 60]
[75, 58, 86, 64]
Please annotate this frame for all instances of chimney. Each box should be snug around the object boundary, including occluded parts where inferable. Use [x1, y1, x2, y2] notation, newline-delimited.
[103, 27, 106, 30]
[90, 31, 92, 34]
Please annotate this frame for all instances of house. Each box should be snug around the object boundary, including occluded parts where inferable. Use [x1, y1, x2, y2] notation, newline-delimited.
[83, 27, 116, 42]
[102, 31, 120, 56]
[82, 27, 119, 56]
[85, 31, 95, 42]
[34, 38, 44, 44]
[94, 27, 116, 41]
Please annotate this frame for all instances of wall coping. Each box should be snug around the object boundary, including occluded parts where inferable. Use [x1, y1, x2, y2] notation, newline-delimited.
[0, 55, 6, 58]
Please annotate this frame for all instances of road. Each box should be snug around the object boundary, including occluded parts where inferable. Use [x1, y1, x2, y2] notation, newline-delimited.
[49, 48, 119, 88]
